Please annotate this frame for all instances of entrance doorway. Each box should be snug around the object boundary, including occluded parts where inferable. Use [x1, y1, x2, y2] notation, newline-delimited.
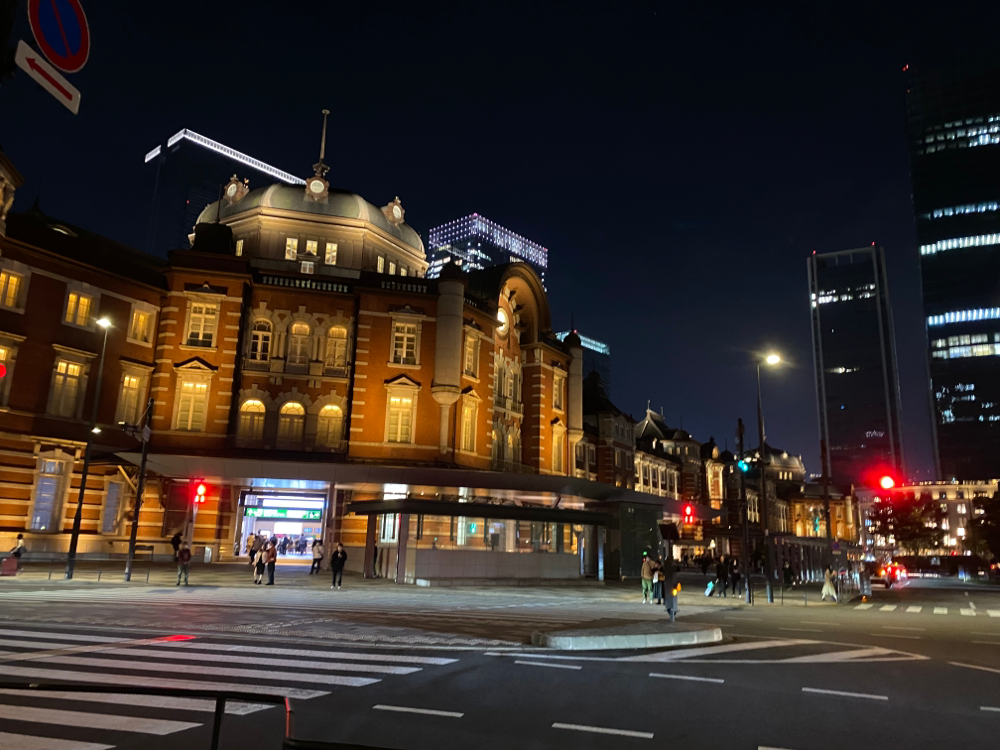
[239, 490, 327, 563]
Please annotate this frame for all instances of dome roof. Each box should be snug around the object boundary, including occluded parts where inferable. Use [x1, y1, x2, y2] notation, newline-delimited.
[196, 183, 423, 252]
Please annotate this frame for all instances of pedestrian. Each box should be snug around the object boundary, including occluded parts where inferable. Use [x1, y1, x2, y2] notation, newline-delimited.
[330, 543, 347, 589]
[782, 560, 794, 588]
[253, 545, 266, 585]
[170, 532, 182, 561]
[651, 559, 664, 605]
[9, 533, 25, 571]
[730, 560, 741, 596]
[176, 543, 192, 586]
[310, 539, 324, 574]
[715, 556, 729, 598]
[700, 556, 710, 576]
[821, 566, 838, 602]
[640, 553, 655, 603]
[265, 542, 277, 585]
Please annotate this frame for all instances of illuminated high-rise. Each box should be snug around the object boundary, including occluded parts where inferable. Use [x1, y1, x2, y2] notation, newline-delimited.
[426, 213, 548, 285]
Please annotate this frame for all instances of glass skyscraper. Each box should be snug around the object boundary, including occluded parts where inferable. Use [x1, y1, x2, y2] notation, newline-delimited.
[426, 213, 548, 285]
[808, 246, 905, 487]
[554, 331, 612, 392]
[907, 64, 1000, 479]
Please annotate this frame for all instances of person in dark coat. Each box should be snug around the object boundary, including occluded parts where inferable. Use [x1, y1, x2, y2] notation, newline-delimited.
[265, 542, 277, 585]
[330, 543, 348, 589]
[783, 560, 794, 587]
[715, 556, 729, 598]
[730, 560, 742, 596]
[170, 532, 182, 561]
[176, 544, 192, 586]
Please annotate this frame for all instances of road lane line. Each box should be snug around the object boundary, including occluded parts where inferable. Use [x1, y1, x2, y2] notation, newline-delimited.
[778, 628, 822, 633]
[619, 639, 817, 662]
[981, 706, 1000, 713]
[779, 648, 894, 663]
[0, 733, 111, 750]
[882, 626, 925, 631]
[650, 672, 724, 683]
[949, 662, 1000, 676]
[373, 704, 463, 718]
[854, 604, 873, 610]
[96, 647, 421, 675]
[989, 611, 1000, 618]
[870, 633, 920, 640]
[0, 688, 270, 715]
[0, 629, 128, 643]
[0, 704, 200, 735]
[971, 641, 1000, 646]
[800, 621, 838, 626]
[154, 642, 457, 665]
[724, 616, 762, 621]
[934, 607, 948, 615]
[879, 605, 896, 612]
[802, 687, 887, 701]
[973, 632, 1000, 636]
[514, 661, 582, 670]
[553, 723, 653, 739]
[906, 606, 922, 613]
[961, 609, 977, 616]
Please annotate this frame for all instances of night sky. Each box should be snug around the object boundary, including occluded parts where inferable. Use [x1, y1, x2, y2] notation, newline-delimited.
[4, 3, 997, 480]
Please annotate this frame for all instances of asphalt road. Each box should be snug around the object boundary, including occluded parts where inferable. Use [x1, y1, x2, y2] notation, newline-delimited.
[1, 578, 998, 750]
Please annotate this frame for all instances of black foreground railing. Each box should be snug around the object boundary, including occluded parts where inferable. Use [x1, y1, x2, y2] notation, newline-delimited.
[0, 682, 382, 749]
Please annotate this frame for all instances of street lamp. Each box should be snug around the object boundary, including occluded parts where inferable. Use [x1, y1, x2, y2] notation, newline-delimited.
[65, 316, 112, 580]
[756, 352, 781, 603]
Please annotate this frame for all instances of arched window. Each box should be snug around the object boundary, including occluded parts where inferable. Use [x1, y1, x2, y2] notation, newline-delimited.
[238, 399, 266, 440]
[249, 320, 271, 362]
[317, 404, 344, 447]
[326, 326, 348, 368]
[277, 401, 305, 442]
[287, 322, 311, 366]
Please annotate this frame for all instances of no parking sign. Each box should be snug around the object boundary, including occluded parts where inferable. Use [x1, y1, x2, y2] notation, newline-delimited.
[27, 0, 91, 73]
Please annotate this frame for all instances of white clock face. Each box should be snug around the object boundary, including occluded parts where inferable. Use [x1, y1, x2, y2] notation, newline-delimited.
[392, 205, 402, 220]
[497, 308, 509, 335]
[226, 183, 238, 197]
[309, 179, 325, 194]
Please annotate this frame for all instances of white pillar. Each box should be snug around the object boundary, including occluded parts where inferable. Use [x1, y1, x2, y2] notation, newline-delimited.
[431, 268, 465, 453]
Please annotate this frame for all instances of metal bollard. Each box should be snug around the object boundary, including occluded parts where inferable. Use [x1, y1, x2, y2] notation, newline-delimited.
[804, 594, 808, 606]
[146, 568, 150, 583]
[97, 570, 102, 581]
[48, 570, 52, 580]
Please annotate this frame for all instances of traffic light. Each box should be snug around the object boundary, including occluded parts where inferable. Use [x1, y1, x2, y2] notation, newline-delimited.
[193, 479, 207, 504]
[737, 459, 749, 472]
[879, 475, 895, 490]
[683, 504, 694, 524]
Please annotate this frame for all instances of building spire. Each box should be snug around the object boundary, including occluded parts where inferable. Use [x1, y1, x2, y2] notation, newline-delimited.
[313, 109, 330, 178]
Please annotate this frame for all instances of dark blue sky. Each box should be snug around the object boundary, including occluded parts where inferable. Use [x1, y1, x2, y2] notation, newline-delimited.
[4, 2, 995, 479]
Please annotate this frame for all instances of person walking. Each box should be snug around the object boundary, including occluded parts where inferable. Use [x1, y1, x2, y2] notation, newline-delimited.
[821, 566, 838, 602]
[651, 559, 664, 605]
[252, 545, 266, 585]
[265, 542, 277, 585]
[170, 532, 182, 561]
[9, 534, 25, 571]
[640, 553, 655, 603]
[782, 560, 794, 589]
[730, 559, 742, 597]
[310, 539, 324, 574]
[330, 543, 348, 589]
[715, 556, 729, 598]
[176, 544, 192, 586]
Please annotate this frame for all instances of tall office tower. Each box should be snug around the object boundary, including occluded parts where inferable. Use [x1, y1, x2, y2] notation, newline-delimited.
[808, 246, 905, 487]
[908, 64, 1000, 479]
[426, 213, 548, 285]
[554, 331, 612, 392]
[144, 129, 303, 255]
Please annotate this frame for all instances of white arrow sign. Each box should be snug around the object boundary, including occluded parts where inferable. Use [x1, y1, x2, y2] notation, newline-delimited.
[14, 40, 81, 114]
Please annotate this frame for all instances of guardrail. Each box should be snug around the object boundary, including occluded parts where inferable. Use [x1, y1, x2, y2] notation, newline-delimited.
[0, 682, 387, 749]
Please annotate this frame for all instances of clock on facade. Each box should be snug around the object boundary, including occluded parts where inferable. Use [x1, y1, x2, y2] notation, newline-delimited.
[392, 204, 402, 220]
[308, 178, 325, 194]
[226, 183, 238, 198]
[497, 308, 509, 335]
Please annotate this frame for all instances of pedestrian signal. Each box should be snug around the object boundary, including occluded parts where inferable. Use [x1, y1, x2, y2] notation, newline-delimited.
[193, 480, 207, 504]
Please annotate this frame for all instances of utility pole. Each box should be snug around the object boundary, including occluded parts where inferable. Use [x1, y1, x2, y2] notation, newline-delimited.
[737, 419, 752, 604]
[756, 361, 775, 603]
[124, 398, 154, 582]
[820, 436, 833, 571]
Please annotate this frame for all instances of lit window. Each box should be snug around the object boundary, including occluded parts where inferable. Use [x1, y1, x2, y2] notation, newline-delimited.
[301, 260, 315, 275]
[325, 242, 338, 265]
[317, 404, 344, 447]
[553, 374, 565, 410]
[176, 381, 208, 431]
[238, 399, 266, 440]
[277, 401, 305, 443]
[392, 322, 417, 365]
[287, 322, 311, 366]
[235, 239, 244, 257]
[285, 237, 298, 260]
[463, 335, 477, 377]
[387, 395, 413, 443]
[128, 309, 154, 344]
[0, 271, 22, 308]
[102, 481, 124, 534]
[305, 240, 318, 256]
[400, 267, 407, 277]
[249, 319, 272, 362]
[377, 256, 385, 273]
[553, 428, 565, 472]
[185, 303, 217, 347]
[50, 360, 82, 417]
[65, 291, 92, 326]
[117, 374, 142, 424]
[461, 401, 476, 452]
[389, 261, 397, 275]
[29, 457, 68, 531]
[326, 326, 348, 368]
[380, 513, 399, 544]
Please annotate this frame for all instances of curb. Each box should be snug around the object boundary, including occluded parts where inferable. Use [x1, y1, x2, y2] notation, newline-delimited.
[530, 624, 723, 651]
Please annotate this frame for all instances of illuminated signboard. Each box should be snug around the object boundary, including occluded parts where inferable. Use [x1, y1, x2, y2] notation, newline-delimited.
[244, 508, 322, 520]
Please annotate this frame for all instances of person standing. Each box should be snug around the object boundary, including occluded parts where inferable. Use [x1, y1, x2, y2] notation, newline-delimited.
[715, 556, 729, 598]
[253, 545, 266, 585]
[170, 532, 182, 561]
[310, 539, 324, 574]
[730, 560, 741, 597]
[330, 543, 348, 589]
[640, 553, 654, 603]
[783, 560, 794, 589]
[265, 542, 277, 585]
[176, 544, 192, 586]
[651, 559, 664, 605]
[821, 566, 838, 602]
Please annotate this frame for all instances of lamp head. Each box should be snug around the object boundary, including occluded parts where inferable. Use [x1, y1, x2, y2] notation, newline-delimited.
[96, 318, 112, 329]
[765, 354, 781, 365]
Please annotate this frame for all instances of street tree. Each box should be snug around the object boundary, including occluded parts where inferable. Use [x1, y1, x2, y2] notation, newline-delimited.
[869, 492, 946, 555]
[969, 491, 1000, 562]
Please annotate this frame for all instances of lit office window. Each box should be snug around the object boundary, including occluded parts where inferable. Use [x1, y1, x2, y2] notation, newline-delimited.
[285, 237, 298, 260]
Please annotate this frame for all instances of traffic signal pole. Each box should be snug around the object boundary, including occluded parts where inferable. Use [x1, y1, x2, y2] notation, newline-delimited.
[737, 419, 752, 604]
[124, 398, 154, 582]
[756, 363, 775, 603]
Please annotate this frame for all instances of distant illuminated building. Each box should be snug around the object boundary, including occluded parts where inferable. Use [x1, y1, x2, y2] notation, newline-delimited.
[426, 213, 548, 286]
[807, 245, 905, 487]
[144, 129, 303, 256]
[555, 331, 611, 392]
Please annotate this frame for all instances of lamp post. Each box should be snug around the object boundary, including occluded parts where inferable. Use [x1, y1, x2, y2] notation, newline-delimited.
[123, 397, 154, 582]
[756, 352, 781, 603]
[65, 317, 112, 580]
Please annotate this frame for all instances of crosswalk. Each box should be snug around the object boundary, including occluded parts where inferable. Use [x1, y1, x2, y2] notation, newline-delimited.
[0, 627, 457, 749]
[854, 603, 1000, 617]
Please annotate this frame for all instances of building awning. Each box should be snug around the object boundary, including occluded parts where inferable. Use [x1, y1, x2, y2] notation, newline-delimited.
[346, 498, 608, 526]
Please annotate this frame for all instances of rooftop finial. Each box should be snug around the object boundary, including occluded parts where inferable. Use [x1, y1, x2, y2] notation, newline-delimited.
[313, 109, 330, 178]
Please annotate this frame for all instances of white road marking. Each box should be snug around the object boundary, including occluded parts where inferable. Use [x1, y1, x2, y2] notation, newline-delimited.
[0, 688, 270, 716]
[96, 647, 421, 675]
[971, 641, 1000, 646]
[882, 626, 925, 631]
[870, 633, 920, 640]
[934, 607, 948, 615]
[2, 665, 329, 699]
[649, 672, 724, 683]
[779, 628, 822, 633]
[514, 660, 582, 670]
[725, 616, 763, 621]
[619, 639, 816, 662]
[854, 603, 873, 610]
[961, 609, 976, 616]
[373, 704, 463, 718]
[0, 704, 199, 735]
[779, 648, 895, 663]
[981, 706, 1000, 713]
[988, 610, 1000, 618]
[879, 605, 896, 612]
[906, 606, 922, 613]
[800, 621, 837, 626]
[0, 732, 112, 750]
[0, 629, 128, 644]
[553, 723, 654, 739]
[802, 687, 888, 701]
[949, 662, 1000, 676]
[154, 642, 457, 665]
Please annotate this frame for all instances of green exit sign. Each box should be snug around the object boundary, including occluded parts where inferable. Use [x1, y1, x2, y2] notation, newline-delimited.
[244, 508, 322, 520]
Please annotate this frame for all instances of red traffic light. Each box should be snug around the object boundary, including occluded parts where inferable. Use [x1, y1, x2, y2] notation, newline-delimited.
[0, 364, 6, 378]
[193, 480, 207, 503]
[879, 476, 895, 490]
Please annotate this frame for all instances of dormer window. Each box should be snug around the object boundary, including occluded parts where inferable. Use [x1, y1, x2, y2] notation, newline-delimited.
[285, 238, 298, 260]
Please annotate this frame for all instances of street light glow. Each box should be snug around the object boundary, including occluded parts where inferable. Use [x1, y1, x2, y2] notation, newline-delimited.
[879, 475, 896, 490]
[96, 317, 112, 329]
[765, 354, 781, 365]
